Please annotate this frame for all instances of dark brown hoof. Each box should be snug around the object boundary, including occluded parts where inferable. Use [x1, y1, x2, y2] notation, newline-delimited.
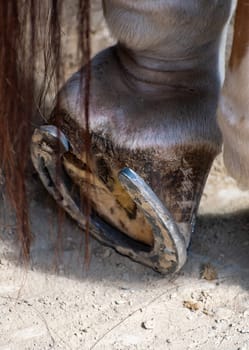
[31, 125, 187, 274]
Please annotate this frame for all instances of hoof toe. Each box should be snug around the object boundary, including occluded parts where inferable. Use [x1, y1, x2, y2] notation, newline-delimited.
[119, 167, 187, 273]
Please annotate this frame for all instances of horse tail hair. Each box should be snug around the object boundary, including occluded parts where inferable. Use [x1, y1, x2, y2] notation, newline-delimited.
[0, 0, 91, 260]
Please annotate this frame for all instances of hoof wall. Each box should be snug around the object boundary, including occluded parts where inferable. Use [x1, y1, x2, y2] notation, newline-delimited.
[31, 125, 187, 274]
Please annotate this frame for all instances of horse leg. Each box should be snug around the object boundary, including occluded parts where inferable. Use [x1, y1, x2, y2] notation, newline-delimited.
[31, 0, 234, 273]
[218, 0, 249, 189]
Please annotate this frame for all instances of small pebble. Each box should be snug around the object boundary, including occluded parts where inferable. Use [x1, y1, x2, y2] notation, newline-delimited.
[114, 300, 126, 305]
[102, 249, 112, 258]
[141, 318, 155, 330]
[237, 329, 249, 334]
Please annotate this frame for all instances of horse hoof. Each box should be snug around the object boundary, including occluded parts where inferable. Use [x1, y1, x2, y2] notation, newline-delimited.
[31, 125, 188, 274]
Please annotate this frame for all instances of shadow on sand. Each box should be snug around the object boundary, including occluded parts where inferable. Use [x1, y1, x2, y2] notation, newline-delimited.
[1, 176, 249, 290]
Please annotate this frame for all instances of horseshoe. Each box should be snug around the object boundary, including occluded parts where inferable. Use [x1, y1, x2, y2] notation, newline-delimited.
[31, 125, 187, 274]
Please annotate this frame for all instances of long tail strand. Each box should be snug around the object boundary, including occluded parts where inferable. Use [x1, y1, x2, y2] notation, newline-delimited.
[0, 0, 91, 261]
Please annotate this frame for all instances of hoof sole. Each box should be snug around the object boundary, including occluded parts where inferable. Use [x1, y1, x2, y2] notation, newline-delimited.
[31, 125, 187, 274]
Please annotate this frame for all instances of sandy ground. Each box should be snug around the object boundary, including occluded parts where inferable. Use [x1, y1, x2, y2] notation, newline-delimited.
[1, 3, 249, 350]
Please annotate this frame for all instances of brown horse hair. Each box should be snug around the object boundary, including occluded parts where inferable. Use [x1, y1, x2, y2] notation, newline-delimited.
[0, 0, 91, 261]
[229, 0, 249, 70]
